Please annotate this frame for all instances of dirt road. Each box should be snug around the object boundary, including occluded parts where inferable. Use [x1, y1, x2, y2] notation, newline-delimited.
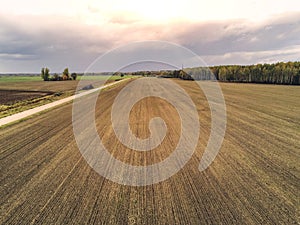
[0, 78, 128, 127]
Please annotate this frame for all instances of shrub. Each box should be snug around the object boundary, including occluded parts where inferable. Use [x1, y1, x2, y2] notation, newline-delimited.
[71, 73, 77, 80]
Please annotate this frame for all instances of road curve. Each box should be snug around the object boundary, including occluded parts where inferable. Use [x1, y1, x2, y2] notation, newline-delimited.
[0, 78, 129, 127]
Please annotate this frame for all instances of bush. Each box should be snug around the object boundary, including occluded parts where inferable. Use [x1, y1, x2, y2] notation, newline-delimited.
[71, 73, 77, 80]
[53, 73, 59, 81]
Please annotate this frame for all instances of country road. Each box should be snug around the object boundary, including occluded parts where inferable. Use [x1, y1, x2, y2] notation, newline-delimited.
[0, 78, 129, 127]
[0, 79, 298, 224]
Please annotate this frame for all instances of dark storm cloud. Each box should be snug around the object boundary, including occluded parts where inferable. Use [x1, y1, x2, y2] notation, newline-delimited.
[0, 17, 39, 57]
[0, 14, 118, 72]
[0, 12, 299, 72]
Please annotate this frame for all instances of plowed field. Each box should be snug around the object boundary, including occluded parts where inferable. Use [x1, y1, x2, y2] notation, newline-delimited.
[0, 79, 299, 224]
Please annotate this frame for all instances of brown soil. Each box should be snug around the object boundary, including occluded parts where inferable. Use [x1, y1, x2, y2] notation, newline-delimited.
[0, 79, 298, 224]
[0, 90, 52, 105]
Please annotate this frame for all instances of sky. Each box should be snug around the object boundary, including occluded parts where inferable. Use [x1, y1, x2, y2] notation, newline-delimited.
[0, 0, 299, 73]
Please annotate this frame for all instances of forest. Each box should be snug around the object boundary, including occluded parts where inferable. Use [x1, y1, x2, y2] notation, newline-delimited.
[210, 61, 300, 84]
[133, 61, 300, 85]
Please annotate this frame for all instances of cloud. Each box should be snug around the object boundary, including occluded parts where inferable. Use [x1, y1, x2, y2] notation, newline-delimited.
[173, 12, 300, 56]
[0, 53, 36, 60]
[202, 45, 300, 65]
[0, 13, 117, 72]
[0, 11, 299, 72]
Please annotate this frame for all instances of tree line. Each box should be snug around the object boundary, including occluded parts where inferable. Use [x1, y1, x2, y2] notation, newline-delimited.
[210, 61, 300, 84]
[41, 67, 77, 81]
[40, 61, 300, 85]
[134, 61, 300, 85]
[181, 61, 300, 85]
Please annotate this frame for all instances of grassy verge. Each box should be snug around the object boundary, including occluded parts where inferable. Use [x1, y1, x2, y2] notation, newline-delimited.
[0, 77, 136, 119]
[0, 91, 75, 119]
